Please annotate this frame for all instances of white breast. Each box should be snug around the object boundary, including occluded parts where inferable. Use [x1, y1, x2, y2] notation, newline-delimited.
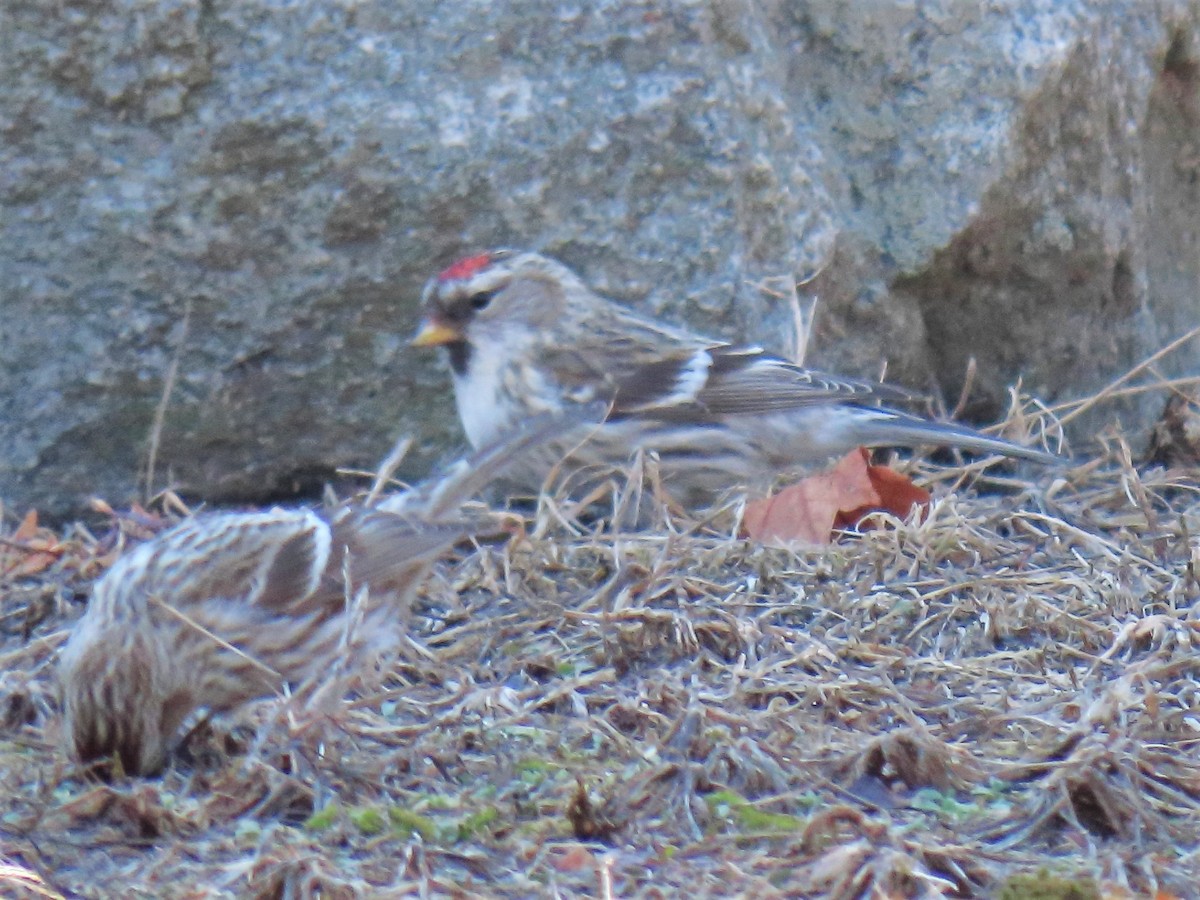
[451, 335, 522, 449]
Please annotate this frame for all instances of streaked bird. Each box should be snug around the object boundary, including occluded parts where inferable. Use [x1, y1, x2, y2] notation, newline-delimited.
[59, 408, 594, 775]
[414, 249, 1059, 502]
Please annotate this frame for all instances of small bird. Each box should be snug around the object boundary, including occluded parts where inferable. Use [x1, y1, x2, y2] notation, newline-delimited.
[59, 409, 591, 776]
[413, 249, 1059, 500]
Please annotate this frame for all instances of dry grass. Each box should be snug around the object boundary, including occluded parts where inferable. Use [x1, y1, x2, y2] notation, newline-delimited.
[3, 416, 1200, 898]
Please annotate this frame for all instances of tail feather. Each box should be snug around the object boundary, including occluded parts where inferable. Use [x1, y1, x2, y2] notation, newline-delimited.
[853, 409, 1063, 465]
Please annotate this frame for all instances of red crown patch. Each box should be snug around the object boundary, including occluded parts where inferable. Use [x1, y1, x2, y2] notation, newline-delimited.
[438, 253, 494, 282]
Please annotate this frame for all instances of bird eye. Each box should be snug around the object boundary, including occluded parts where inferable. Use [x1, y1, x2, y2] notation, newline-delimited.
[469, 290, 496, 311]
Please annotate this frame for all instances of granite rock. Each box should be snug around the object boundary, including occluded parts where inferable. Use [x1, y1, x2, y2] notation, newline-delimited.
[3, 0, 1198, 515]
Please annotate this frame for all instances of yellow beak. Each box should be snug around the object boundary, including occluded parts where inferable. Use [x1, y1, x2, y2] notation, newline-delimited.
[410, 319, 462, 347]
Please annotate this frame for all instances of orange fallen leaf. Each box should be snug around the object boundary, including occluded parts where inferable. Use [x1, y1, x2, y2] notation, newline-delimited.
[7, 540, 62, 578]
[11, 509, 39, 542]
[834, 456, 931, 530]
[1, 509, 63, 578]
[742, 449, 876, 546]
[551, 844, 595, 873]
[742, 449, 930, 547]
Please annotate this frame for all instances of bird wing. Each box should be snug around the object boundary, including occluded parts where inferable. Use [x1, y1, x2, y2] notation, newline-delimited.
[377, 402, 610, 518]
[535, 308, 715, 408]
[258, 405, 615, 618]
[321, 512, 468, 598]
[114, 508, 449, 624]
[279, 404, 616, 614]
[610, 343, 917, 419]
[537, 301, 916, 419]
[116, 511, 329, 618]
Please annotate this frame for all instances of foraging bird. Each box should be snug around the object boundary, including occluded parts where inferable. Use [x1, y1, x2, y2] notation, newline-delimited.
[59, 410, 589, 775]
[413, 249, 1059, 500]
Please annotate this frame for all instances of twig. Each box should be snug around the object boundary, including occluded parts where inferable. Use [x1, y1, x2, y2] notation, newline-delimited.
[749, 275, 818, 366]
[365, 436, 413, 506]
[951, 356, 978, 420]
[148, 594, 282, 683]
[1030, 375, 1200, 423]
[1051, 325, 1200, 426]
[143, 299, 193, 502]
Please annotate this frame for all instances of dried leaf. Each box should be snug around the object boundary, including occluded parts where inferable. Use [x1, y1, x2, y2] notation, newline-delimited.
[1, 510, 62, 578]
[551, 844, 595, 873]
[742, 449, 930, 547]
[742, 449, 876, 546]
[8, 543, 61, 578]
[12, 509, 39, 542]
[834, 456, 930, 530]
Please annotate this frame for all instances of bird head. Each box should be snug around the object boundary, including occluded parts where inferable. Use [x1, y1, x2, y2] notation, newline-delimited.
[412, 250, 586, 373]
[59, 619, 190, 777]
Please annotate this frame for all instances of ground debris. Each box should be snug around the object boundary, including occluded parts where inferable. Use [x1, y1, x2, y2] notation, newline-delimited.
[3, 440, 1200, 898]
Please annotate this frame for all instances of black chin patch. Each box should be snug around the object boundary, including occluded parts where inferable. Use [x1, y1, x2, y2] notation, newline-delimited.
[446, 341, 472, 376]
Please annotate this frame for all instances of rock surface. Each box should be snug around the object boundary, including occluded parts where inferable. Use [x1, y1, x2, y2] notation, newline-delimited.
[3, 0, 1199, 516]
